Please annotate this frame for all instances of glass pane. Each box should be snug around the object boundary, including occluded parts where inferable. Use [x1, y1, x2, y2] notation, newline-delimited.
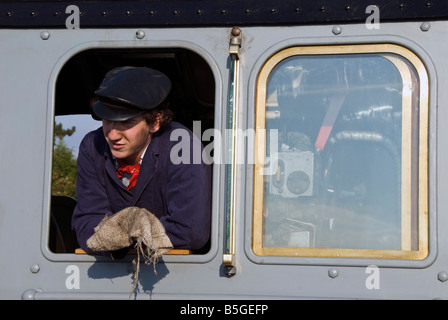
[260, 53, 420, 253]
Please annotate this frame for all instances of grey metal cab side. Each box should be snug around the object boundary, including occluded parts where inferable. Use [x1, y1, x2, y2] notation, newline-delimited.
[0, 0, 447, 300]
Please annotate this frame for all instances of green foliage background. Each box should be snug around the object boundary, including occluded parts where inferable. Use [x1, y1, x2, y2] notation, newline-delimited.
[52, 122, 77, 198]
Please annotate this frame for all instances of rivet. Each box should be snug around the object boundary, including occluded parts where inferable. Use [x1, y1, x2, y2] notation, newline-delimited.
[149, 10, 156, 15]
[196, 9, 203, 15]
[135, 30, 145, 39]
[345, 6, 352, 11]
[173, 10, 180, 15]
[101, 11, 107, 16]
[22, 289, 37, 300]
[22, 288, 43, 300]
[221, 9, 227, 15]
[398, 3, 405, 9]
[125, 10, 132, 16]
[320, 6, 327, 13]
[30, 11, 37, 17]
[332, 25, 342, 35]
[30, 264, 40, 273]
[438, 271, 448, 282]
[270, 9, 277, 14]
[295, 8, 302, 14]
[425, 2, 432, 8]
[328, 268, 339, 278]
[420, 22, 431, 32]
[245, 9, 251, 14]
[40, 31, 50, 40]
[6, 11, 13, 17]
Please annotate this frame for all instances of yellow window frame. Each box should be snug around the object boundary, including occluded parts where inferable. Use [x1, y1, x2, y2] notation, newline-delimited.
[253, 44, 429, 260]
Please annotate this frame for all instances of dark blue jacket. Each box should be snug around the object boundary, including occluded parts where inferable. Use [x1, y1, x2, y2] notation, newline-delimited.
[72, 121, 212, 253]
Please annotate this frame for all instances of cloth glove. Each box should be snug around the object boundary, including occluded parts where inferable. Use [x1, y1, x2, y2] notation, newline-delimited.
[87, 206, 173, 294]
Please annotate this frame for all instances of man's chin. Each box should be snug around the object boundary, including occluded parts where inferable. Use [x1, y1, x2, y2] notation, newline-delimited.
[110, 148, 128, 160]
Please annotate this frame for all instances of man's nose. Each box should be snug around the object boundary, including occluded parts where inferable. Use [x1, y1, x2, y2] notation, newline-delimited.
[107, 121, 121, 140]
[107, 126, 122, 141]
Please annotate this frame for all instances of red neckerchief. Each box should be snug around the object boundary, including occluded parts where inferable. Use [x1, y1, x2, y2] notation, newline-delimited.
[116, 159, 141, 190]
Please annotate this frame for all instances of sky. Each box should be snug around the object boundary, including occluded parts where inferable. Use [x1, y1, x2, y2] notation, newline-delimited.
[55, 114, 102, 157]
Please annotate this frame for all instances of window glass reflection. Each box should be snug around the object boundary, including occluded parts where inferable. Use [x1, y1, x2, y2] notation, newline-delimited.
[261, 53, 418, 252]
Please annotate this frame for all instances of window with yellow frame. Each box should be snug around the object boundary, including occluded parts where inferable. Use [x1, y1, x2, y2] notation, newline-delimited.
[253, 44, 428, 260]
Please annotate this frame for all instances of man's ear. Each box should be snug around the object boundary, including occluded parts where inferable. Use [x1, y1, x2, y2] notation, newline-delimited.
[149, 113, 162, 133]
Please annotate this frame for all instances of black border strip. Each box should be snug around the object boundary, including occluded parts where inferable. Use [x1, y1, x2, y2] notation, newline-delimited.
[0, 0, 446, 29]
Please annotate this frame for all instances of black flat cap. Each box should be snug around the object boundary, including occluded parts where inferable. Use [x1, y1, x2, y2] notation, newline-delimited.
[93, 66, 171, 121]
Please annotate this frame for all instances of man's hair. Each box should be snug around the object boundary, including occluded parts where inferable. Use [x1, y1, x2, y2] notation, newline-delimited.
[143, 102, 174, 130]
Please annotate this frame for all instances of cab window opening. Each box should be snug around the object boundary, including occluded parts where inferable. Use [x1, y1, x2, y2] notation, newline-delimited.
[49, 48, 215, 255]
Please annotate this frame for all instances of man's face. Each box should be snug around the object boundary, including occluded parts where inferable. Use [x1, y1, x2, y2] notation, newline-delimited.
[103, 115, 158, 165]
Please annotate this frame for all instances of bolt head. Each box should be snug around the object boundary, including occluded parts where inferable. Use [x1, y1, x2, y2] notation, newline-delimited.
[332, 26, 342, 35]
[420, 22, 431, 32]
[328, 268, 339, 278]
[135, 30, 145, 39]
[40, 31, 50, 40]
[438, 271, 448, 282]
[30, 264, 40, 273]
